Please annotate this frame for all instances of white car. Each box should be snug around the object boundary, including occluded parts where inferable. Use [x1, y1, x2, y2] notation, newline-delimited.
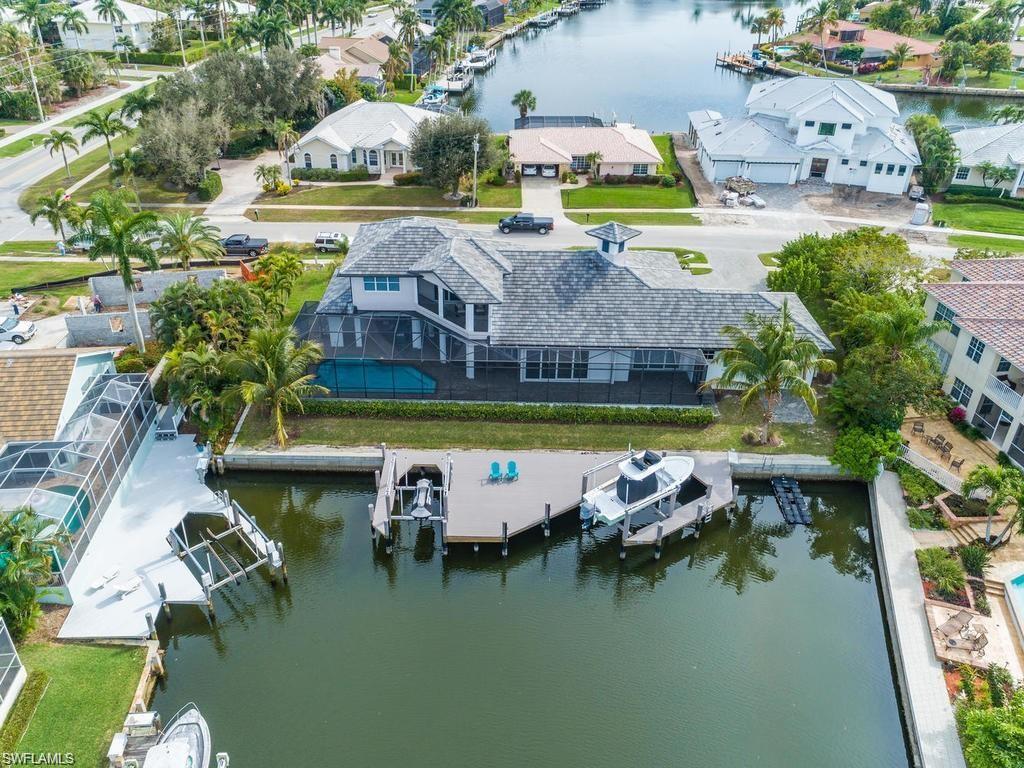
[313, 232, 348, 253]
[0, 316, 36, 344]
[541, 164, 558, 178]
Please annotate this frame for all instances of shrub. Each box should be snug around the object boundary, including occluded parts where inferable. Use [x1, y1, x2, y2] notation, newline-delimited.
[907, 507, 940, 529]
[299, 398, 717, 427]
[274, 181, 291, 196]
[223, 130, 275, 159]
[943, 193, 1024, 211]
[291, 166, 372, 182]
[196, 171, 223, 202]
[987, 664, 1013, 707]
[831, 427, 902, 480]
[949, 405, 967, 424]
[601, 174, 662, 185]
[560, 171, 578, 184]
[100, 48, 206, 65]
[916, 547, 967, 598]
[393, 170, 423, 186]
[114, 355, 147, 373]
[893, 460, 944, 506]
[486, 173, 508, 186]
[0, 671, 49, 750]
[660, 174, 675, 188]
[959, 544, 991, 577]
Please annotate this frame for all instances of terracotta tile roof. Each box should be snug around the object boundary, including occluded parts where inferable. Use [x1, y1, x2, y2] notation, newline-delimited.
[786, 21, 938, 56]
[0, 351, 79, 445]
[952, 258, 1024, 283]
[956, 318, 1024, 370]
[925, 281, 1024, 321]
[508, 125, 662, 165]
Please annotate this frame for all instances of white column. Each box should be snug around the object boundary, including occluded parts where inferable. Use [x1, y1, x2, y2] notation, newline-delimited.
[465, 303, 475, 333]
[354, 316, 363, 348]
[466, 344, 475, 380]
[411, 317, 423, 349]
[439, 331, 447, 362]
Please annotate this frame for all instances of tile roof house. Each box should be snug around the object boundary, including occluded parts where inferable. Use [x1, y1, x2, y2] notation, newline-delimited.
[923, 259, 1024, 467]
[950, 123, 1024, 198]
[290, 100, 438, 175]
[784, 20, 938, 66]
[316, 37, 391, 92]
[507, 124, 663, 178]
[305, 217, 832, 405]
[57, 0, 168, 51]
[687, 76, 919, 194]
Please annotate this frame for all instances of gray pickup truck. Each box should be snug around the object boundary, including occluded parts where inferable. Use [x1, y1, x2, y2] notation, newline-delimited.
[220, 233, 270, 258]
[498, 213, 554, 235]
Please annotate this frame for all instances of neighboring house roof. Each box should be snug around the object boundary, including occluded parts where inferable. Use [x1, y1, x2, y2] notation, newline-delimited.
[952, 123, 1024, 168]
[690, 113, 805, 162]
[785, 21, 938, 56]
[745, 76, 899, 121]
[317, 57, 383, 81]
[293, 100, 436, 155]
[76, 0, 167, 24]
[318, 36, 390, 64]
[0, 351, 79, 445]
[508, 125, 662, 165]
[319, 217, 834, 351]
[925, 273, 1024, 367]
[953, 258, 1024, 282]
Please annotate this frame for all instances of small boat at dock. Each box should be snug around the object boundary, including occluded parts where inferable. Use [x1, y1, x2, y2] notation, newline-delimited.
[435, 65, 473, 93]
[557, 1, 579, 15]
[109, 702, 228, 768]
[580, 450, 695, 527]
[464, 47, 496, 70]
[529, 11, 558, 26]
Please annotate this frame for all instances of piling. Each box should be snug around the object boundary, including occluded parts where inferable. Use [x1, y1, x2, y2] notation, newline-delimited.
[158, 582, 171, 619]
[278, 541, 288, 584]
[380, 442, 387, 463]
[581, 474, 589, 495]
[368, 503, 375, 540]
[543, 503, 551, 538]
[501, 522, 509, 557]
[441, 518, 448, 556]
[204, 582, 216, 622]
[145, 612, 157, 640]
[385, 516, 393, 555]
[654, 521, 665, 560]
[374, 469, 381, 490]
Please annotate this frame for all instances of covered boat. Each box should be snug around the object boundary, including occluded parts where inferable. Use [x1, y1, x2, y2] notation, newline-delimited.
[143, 704, 211, 768]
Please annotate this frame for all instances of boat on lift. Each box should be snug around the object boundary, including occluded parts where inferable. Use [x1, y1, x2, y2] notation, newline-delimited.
[580, 450, 695, 527]
[418, 84, 448, 106]
[464, 47, 496, 70]
[435, 65, 473, 93]
[126, 703, 228, 768]
[409, 478, 434, 520]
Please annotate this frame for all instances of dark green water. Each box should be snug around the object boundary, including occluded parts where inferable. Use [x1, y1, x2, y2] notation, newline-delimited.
[153, 474, 909, 767]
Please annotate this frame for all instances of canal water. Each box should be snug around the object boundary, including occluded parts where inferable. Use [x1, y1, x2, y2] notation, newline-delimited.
[471, 0, 1010, 131]
[153, 473, 909, 767]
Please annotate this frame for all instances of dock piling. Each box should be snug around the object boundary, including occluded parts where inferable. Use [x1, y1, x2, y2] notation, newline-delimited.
[145, 612, 157, 640]
[374, 469, 381, 490]
[501, 522, 509, 557]
[278, 541, 288, 583]
[654, 521, 665, 560]
[368, 503, 375, 540]
[385, 515, 393, 555]
[543, 502, 551, 537]
[441, 517, 448, 556]
[158, 582, 171, 619]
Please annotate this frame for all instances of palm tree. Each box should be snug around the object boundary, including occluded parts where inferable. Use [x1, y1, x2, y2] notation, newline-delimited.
[701, 300, 836, 445]
[95, 0, 127, 28]
[977, 164, 1018, 196]
[0, 507, 70, 640]
[12, 0, 50, 45]
[76, 107, 128, 162]
[764, 6, 785, 43]
[113, 34, 138, 64]
[30, 189, 76, 241]
[962, 465, 1024, 545]
[803, 0, 838, 73]
[585, 150, 602, 180]
[43, 129, 80, 178]
[889, 41, 912, 70]
[74, 190, 160, 349]
[271, 118, 299, 183]
[511, 88, 536, 119]
[339, 0, 366, 35]
[796, 41, 816, 63]
[992, 104, 1024, 124]
[255, 9, 293, 51]
[164, 343, 231, 435]
[396, 4, 421, 92]
[57, 5, 89, 49]
[119, 89, 156, 122]
[186, 0, 209, 46]
[110, 147, 144, 209]
[254, 163, 283, 188]
[224, 327, 328, 448]
[157, 212, 224, 271]
[424, 33, 447, 73]
[321, 0, 344, 33]
[384, 39, 405, 84]
[750, 16, 769, 47]
[858, 303, 947, 361]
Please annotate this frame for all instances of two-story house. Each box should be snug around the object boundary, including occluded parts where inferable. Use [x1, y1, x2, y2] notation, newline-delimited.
[687, 77, 920, 194]
[300, 217, 832, 405]
[58, 0, 168, 52]
[923, 257, 1024, 468]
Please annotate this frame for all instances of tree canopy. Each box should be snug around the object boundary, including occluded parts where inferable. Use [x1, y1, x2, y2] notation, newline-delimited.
[410, 113, 495, 196]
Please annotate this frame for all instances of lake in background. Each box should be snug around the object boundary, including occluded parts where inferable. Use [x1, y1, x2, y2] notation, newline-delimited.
[470, 0, 1012, 132]
[153, 473, 910, 767]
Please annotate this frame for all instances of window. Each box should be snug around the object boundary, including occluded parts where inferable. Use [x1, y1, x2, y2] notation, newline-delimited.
[966, 336, 986, 363]
[363, 276, 400, 292]
[524, 350, 589, 380]
[933, 302, 960, 337]
[841, 122, 852, 130]
[108, 317, 125, 333]
[442, 289, 466, 328]
[818, 122, 837, 136]
[859, 160, 868, 167]
[329, 154, 338, 170]
[954, 166, 971, 181]
[632, 164, 649, 176]
[631, 350, 681, 370]
[570, 155, 589, 171]
[473, 303, 488, 332]
[874, 163, 883, 174]
[897, 165, 907, 176]
[951, 378, 974, 407]
[133, 277, 143, 292]
[997, 357, 1012, 373]
[804, 120, 815, 127]
[840, 159, 850, 166]
[350, 149, 358, 165]
[368, 150, 379, 166]
[416, 278, 438, 313]
[885, 164, 895, 176]
[303, 153, 312, 169]
[113, 23, 123, 33]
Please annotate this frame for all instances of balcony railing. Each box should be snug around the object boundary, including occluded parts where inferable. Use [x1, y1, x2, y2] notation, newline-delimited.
[985, 376, 1023, 412]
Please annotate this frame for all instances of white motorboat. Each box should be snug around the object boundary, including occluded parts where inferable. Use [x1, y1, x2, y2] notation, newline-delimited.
[142, 704, 214, 768]
[465, 47, 496, 70]
[436, 66, 473, 93]
[418, 84, 447, 106]
[580, 450, 695, 527]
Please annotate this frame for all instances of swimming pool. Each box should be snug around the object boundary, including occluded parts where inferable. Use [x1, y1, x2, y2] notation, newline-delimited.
[1004, 571, 1024, 644]
[315, 359, 437, 395]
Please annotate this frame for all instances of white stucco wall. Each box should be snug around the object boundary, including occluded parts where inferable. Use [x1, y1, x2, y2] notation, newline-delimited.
[61, 20, 156, 51]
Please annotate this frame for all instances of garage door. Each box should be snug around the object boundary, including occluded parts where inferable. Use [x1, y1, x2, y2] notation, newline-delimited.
[714, 161, 741, 180]
[746, 163, 796, 184]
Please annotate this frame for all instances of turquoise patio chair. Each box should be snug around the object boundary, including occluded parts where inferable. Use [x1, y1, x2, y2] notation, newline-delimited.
[505, 460, 519, 481]
[489, 461, 502, 482]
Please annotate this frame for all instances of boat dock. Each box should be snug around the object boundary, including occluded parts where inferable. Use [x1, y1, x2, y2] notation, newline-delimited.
[714, 52, 787, 76]
[771, 476, 812, 525]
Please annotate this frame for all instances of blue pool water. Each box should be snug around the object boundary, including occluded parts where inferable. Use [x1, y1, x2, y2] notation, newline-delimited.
[1006, 573, 1024, 640]
[315, 359, 437, 395]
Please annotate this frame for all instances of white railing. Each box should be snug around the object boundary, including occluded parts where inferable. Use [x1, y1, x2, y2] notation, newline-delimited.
[985, 375, 1023, 413]
[897, 444, 963, 494]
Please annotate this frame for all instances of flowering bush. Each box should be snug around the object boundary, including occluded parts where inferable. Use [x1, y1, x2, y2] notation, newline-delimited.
[949, 406, 967, 424]
[273, 181, 291, 197]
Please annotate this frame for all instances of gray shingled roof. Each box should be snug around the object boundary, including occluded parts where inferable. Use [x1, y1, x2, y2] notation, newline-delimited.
[585, 222, 642, 244]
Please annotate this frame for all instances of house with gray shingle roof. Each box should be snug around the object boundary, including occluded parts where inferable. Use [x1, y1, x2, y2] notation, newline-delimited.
[305, 217, 832, 406]
[923, 259, 1024, 467]
[950, 123, 1024, 198]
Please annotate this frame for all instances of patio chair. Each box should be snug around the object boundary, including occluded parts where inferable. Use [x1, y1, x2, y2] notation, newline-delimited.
[925, 435, 941, 450]
[940, 442, 953, 462]
[115, 576, 142, 599]
[489, 461, 502, 482]
[951, 629, 988, 658]
[505, 460, 519, 481]
[912, 421, 925, 436]
[934, 609, 973, 640]
[950, 457, 966, 474]
[89, 565, 120, 592]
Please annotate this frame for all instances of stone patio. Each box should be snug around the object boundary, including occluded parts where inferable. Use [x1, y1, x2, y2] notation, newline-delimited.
[926, 601, 1023, 678]
[901, 413, 1000, 478]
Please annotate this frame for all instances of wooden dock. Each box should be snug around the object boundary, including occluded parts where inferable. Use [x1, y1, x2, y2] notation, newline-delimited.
[714, 52, 787, 76]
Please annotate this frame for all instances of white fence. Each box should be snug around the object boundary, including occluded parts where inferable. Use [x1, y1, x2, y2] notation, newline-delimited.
[0, 618, 26, 728]
[897, 444, 963, 495]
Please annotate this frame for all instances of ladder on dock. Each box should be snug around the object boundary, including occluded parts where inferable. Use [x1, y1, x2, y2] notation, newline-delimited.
[770, 476, 811, 525]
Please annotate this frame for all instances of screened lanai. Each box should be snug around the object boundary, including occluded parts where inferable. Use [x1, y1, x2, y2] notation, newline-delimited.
[295, 304, 710, 405]
[0, 373, 157, 587]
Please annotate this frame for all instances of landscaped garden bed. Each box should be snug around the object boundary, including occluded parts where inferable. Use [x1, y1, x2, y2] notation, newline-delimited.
[917, 546, 974, 608]
[936, 490, 1005, 529]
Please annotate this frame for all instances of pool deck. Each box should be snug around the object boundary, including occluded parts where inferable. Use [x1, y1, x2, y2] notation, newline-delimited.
[59, 435, 218, 641]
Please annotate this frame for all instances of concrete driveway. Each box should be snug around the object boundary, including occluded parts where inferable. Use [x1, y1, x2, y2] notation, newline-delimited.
[520, 177, 568, 223]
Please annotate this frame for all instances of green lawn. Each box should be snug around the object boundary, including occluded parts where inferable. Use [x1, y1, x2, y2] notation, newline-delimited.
[238, 395, 835, 455]
[932, 202, 1024, 237]
[947, 234, 1024, 253]
[246, 207, 517, 224]
[645, 246, 711, 275]
[0, 134, 43, 158]
[0, 119, 38, 129]
[283, 265, 337, 324]
[0, 261, 104, 295]
[562, 183, 696, 209]
[72, 173, 196, 206]
[651, 134, 680, 174]
[758, 252, 780, 267]
[0, 240, 58, 256]
[13, 643, 147, 766]
[390, 87, 423, 105]
[264, 182, 522, 208]
[565, 211, 701, 226]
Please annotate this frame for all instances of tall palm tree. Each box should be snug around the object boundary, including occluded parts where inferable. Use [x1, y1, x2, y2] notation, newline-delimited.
[803, 0, 838, 72]
[74, 190, 160, 349]
[321, 0, 344, 33]
[76, 107, 128, 162]
[889, 41, 912, 70]
[30, 189, 76, 241]
[0, 507, 70, 640]
[701, 300, 836, 445]
[339, 0, 365, 35]
[511, 88, 536, 119]
[271, 118, 299, 183]
[255, 9, 293, 51]
[95, 0, 128, 28]
[110, 146, 144, 209]
[396, 4, 420, 92]
[186, 0, 209, 46]
[750, 16, 769, 47]
[113, 33, 138, 63]
[57, 5, 89, 49]
[423, 33, 447, 73]
[384, 40, 405, 84]
[962, 465, 1024, 545]
[12, 0, 50, 45]
[224, 327, 328, 448]
[157, 212, 225, 271]
[763, 6, 785, 43]
[43, 128, 80, 178]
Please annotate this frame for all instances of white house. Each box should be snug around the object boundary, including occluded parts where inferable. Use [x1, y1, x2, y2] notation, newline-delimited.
[687, 76, 920, 195]
[950, 122, 1024, 198]
[290, 100, 437, 175]
[58, 0, 168, 52]
[507, 124, 663, 178]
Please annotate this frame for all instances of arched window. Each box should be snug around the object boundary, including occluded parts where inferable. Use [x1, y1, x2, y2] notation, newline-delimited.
[330, 154, 338, 170]
[350, 149, 358, 165]
[303, 153, 312, 169]
[368, 150, 379, 167]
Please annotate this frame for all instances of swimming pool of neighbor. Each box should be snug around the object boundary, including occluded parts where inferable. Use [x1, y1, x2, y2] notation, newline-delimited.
[314, 359, 437, 395]
[1004, 571, 1024, 645]
[151, 474, 910, 767]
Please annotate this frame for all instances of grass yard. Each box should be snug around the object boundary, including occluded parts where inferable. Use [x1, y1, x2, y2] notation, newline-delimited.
[565, 211, 700, 226]
[10, 643, 147, 766]
[283, 264, 338, 324]
[932, 202, 1024, 237]
[758, 252, 780, 267]
[263, 182, 522, 209]
[0, 240, 59, 256]
[947, 234, 1024, 253]
[71, 173, 196, 206]
[0, 134, 43, 158]
[562, 182, 696, 209]
[651, 134, 681, 175]
[246, 207, 517, 224]
[0, 261, 105, 294]
[390, 87, 424, 105]
[237, 395, 835, 455]
[645, 246, 711, 275]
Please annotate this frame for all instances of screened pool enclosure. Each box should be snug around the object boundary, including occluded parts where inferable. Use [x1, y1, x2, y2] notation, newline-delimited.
[0, 373, 157, 587]
[295, 304, 711, 405]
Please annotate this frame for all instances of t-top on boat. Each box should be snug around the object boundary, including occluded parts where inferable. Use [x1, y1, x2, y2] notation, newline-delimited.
[112, 702, 228, 768]
[580, 450, 695, 527]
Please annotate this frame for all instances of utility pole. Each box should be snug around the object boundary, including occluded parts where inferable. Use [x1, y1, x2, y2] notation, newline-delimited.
[23, 47, 46, 123]
[175, 14, 188, 67]
[471, 132, 479, 209]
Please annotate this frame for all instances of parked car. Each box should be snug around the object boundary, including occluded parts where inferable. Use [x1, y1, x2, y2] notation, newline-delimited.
[908, 185, 925, 202]
[220, 234, 270, 258]
[0, 316, 36, 345]
[313, 232, 348, 253]
[540, 164, 558, 178]
[498, 213, 554, 235]
[521, 165, 539, 176]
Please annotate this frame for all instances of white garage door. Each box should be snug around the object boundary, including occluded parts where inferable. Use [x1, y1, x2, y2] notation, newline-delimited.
[714, 161, 741, 180]
[746, 163, 795, 184]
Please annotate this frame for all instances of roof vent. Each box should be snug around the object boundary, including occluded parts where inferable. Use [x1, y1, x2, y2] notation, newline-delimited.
[585, 222, 642, 266]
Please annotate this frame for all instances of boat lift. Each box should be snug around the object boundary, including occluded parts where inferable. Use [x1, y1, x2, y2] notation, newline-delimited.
[374, 451, 453, 556]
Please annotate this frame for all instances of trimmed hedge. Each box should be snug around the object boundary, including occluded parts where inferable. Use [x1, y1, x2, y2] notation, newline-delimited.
[99, 47, 207, 65]
[601, 174, 667, 185]
[0, 671, 49, 751]
[196, 171, 222, 202]
[299, 398, 717, 426]
[943, 193, 1024, 211]
[291, 166, 372, 182]
[393, 170, 423, 186]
